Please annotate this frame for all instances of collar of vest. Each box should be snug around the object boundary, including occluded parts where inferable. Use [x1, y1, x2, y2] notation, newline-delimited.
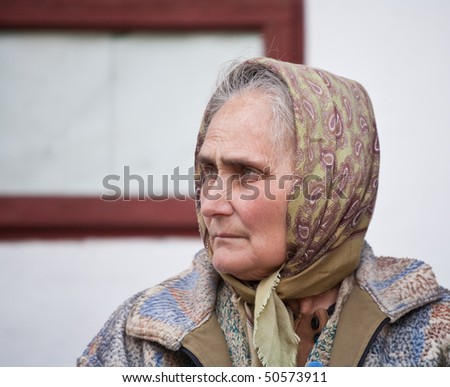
[329, 285, 389, 366]
[181, 311, 232, 367]
[180, 284, 388, 367]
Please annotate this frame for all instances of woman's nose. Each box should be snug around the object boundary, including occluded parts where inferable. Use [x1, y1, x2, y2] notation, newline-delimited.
[200, 176, 234, 218]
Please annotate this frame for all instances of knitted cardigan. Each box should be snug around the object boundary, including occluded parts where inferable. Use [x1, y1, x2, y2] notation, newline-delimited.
[77, 245, 450, 367]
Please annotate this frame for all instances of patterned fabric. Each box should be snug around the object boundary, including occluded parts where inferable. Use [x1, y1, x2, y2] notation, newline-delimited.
[215, 281, 252, 366]
[294, 306, 330, 366]
[77, 245, 450, 367]
[194, 58, 380, 366]
[306, 276, 355, 366]
[264, 59, 380, 278]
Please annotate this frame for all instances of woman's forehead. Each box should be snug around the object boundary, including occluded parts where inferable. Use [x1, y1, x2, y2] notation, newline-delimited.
[198, 93, 282, 167]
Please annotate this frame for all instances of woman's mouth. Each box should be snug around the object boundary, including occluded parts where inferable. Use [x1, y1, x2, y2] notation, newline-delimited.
[214, 233, 240, 238]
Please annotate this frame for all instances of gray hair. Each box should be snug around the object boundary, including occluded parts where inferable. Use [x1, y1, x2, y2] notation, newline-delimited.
[203, 61, 296, 161]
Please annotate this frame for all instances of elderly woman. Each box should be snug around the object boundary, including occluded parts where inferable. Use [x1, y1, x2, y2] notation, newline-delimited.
[78, 58, 450, 367]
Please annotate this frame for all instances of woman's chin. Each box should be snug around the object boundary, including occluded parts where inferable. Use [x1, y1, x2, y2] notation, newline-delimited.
[212, 250, 249, 279]
[212, 256, 266, 282]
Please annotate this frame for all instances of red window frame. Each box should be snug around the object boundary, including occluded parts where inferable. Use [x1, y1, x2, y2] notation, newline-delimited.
[0, 0, 304, 239]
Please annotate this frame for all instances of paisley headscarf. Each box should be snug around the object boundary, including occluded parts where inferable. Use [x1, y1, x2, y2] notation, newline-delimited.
[194, 58, 380, 366]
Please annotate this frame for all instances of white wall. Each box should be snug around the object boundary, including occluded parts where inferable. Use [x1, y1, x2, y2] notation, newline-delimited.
[0, 238, 203, 366]
[305, 0, 450, 287]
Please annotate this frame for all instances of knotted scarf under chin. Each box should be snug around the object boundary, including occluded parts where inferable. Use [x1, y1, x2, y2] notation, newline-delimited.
[220, 237, 362, 367]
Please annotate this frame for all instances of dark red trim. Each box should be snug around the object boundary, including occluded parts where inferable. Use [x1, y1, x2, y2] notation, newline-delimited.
[0, 0, 304, 63]
[0, 196, 199, 239]
[0, 0, 304, 239]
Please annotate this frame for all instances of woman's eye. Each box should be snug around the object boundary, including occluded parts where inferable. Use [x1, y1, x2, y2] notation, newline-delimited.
[240, 167, 262, 182]
[201, 166, 217, 185]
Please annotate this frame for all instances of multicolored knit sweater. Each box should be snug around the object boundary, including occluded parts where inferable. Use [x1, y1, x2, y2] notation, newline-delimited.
[77, 244, 450, 367]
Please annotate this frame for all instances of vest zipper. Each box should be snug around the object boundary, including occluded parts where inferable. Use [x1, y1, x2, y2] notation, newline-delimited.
[357, 317, 390, 366]
[180, 346, 203, 367]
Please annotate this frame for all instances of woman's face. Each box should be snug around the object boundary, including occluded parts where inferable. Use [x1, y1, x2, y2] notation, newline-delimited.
[198, 90, 294, 281]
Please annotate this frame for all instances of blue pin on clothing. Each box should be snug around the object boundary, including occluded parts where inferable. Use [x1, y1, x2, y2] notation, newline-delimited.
[306, 360, 324, 367]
